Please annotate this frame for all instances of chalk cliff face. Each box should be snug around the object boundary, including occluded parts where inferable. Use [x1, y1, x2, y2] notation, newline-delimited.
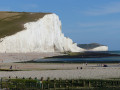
[78, 43, 108, 51]
[88, 46, 108, 51]
[0, 14, 84, 53]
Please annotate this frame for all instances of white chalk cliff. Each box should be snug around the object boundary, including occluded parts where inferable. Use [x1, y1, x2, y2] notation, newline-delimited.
[88, 46, 108, 51]
[78, 43, 108, 51]
[0, 14, 84, 53]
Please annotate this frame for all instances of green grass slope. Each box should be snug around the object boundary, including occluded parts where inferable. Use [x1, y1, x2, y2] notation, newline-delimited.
[0, 11, 51, 39]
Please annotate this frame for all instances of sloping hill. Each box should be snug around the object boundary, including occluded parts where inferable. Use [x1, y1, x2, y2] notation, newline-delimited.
[0, 11, 50, 38]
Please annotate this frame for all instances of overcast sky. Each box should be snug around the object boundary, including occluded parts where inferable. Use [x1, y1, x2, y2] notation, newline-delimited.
[0, 0, 120, 50]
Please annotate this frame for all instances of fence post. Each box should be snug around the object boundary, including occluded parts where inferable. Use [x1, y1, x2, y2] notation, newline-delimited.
[117, 81, 119, 86]
[95, 81, 97, 87]
[72, 79, 74, 88]
[47, 77, 50, 89]
[1, 78, 2, 89]
[28, 77, 32, 87]
[34, 77, 37, 88]
[59, 78, 62, 88]
[54, 78, 56, 90]
[66, 79, 69, 89]
[104, 81, 106, 87]
[83, 80, 85, 87]
[77, 80, 79, 87]
[88, 80, 91, 87]
[65, 79, 68, 88]
[41, 77, 44, 89]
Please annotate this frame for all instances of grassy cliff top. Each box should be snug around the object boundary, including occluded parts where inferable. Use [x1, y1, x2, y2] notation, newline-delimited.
[0, 11, 51, 39]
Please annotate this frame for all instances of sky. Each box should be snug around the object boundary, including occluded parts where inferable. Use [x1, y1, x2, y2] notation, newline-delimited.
[0, 0, 120, 50]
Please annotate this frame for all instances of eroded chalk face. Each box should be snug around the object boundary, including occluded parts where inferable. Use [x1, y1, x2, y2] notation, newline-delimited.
[0, 13, 83, 53]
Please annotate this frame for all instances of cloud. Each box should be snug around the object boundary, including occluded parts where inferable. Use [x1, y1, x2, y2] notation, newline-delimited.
[84, 2, 120, 16]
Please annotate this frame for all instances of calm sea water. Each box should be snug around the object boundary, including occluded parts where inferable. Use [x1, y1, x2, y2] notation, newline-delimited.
[36, 51, 120, 63]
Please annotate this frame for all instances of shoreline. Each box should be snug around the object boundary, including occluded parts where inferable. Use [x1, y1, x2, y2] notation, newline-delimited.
[0, 51, 120, 63]
[25, 60, 120, 63]
[0, 52, 63, 63]
[0, 52, 120, 80]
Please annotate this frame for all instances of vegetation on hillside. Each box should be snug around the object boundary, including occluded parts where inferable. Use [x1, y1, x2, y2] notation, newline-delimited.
[0, 11, 51, 39]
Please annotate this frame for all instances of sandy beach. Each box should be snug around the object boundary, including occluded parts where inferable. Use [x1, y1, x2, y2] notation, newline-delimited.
[0, 53, 119, 80]
[0, 53, 62, 63]
[0, 63, 120, 80]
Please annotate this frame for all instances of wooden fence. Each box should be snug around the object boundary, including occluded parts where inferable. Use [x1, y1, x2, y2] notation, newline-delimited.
[0, 77, 120, 90]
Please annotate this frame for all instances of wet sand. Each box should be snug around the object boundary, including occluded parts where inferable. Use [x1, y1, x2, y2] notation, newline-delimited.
[0, 53, 62, 63]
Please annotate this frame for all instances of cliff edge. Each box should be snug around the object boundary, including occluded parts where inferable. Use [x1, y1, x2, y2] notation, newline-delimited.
[0, 12, 84, 53]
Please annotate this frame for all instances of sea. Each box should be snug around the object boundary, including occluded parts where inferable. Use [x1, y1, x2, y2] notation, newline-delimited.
[35, 51, 120, 63]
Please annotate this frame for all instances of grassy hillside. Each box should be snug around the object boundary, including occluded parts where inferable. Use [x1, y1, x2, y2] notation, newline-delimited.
[0, 11, 51, 39]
